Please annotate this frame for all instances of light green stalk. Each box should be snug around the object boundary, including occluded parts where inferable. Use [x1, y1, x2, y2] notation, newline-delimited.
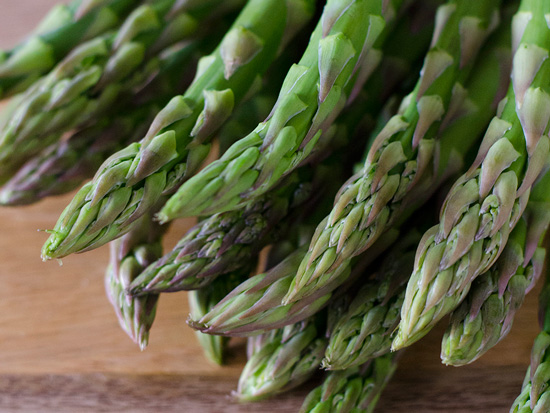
[104, 212, 166, 350]
[393, 0, 550, 350]
[235, 317, 326, 401]
[510, 209, 550, 412]
[441, 173, 550, 366]
[511, 331, 550, 413]
[41, 0, 315, 260]
[188, 268, 249, 365]
[188, 247, 335, 337]
[322, 233, 418, 370]
[188, 229, 399, 337]
[0, 0, 232, 180]
[285, 12, 510, 305]
[0, 0, 141, 98]
[128, 170, 314, 294]
[0, 105, 155, 206]
[299, 353, 399, 413]
[159, 0, 406, 220]
[0, 42, 195, 206]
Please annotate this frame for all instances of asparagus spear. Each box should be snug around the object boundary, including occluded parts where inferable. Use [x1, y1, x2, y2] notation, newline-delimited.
[441, 177, 550, 366]
[0, 0, 232, 180]
[235, 316, 326, 401]
[299, 353, 399, 413]
[393, 0, 550, 350]
[511, 332, 550, 413]
[187, 247, 332, 337]
[188, 268, 250, 365]
[510, 233, 550, 412]
[322, 232, 418, 370]
[0, 41, 196, 206]
[0, 105, 154, 206]
[188, 230, 399, 337]
[285, 15, 511, 305]
[159, 0, 406, 220]
[128, 170, 315, 294]
[104, 212, 166, 350]
[41, 0, 315, 261]
[0, 0, 141, 98]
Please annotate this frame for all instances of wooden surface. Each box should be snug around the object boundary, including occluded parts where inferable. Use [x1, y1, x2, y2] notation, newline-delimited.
[0, 2, 541, 412]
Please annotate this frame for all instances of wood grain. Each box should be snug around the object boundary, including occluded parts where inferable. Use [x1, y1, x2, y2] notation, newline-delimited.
[0, 2, 541, 412]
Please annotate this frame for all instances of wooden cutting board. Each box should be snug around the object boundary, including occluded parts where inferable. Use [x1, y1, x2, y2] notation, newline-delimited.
[0, 2, 540, 412]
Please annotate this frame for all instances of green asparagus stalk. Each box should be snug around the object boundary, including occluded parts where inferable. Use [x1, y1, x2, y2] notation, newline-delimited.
[0, 105, 154, 206]
[235, 316, 327, 401]
[188, 268, 250, 365]
[285, 15, 511, 305]
[41, 0, 315, 261]
[299, 353, 399, 413]
[104, 211, 166, 350]
[0, 41, 197, 206]
[188, 229, 400, 337]
[0, 0, 232, 180]
[159, 0, 406, 221]
[511, 331, 550, 413]
[441, 178, 550, 366]
[188, 247, 334, 337]
[393, 0, 550, 350]
[322, 232, 419, 370]
[0, 0, 141, 98]
[128, 170, 314, 294]
[510, 226, 550, 412]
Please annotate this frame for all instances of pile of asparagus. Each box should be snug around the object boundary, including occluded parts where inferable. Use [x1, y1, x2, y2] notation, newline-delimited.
[3, 0, 550, 410]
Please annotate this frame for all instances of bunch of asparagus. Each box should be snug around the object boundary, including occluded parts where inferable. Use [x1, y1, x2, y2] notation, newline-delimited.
[4, 0, 550, 410]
